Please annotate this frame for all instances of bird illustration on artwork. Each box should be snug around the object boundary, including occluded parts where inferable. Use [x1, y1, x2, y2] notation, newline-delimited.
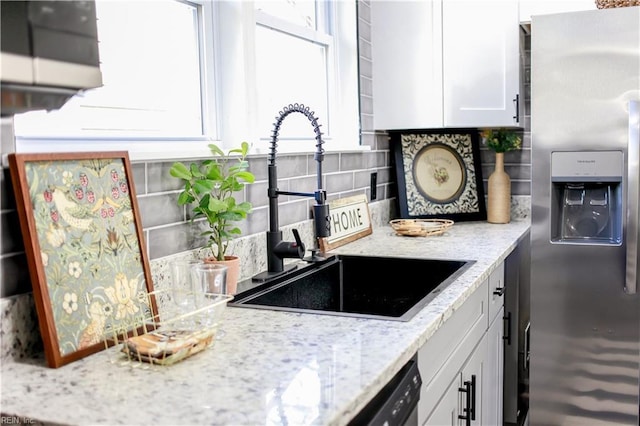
[50, 188, 94, 231]
[91, 193, 123, 215]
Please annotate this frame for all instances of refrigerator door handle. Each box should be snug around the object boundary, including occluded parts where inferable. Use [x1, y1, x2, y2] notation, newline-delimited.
[626, 100, 640, 295]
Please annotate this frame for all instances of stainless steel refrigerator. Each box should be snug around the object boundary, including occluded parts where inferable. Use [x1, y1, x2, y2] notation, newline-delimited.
[531, 6, 640, 425]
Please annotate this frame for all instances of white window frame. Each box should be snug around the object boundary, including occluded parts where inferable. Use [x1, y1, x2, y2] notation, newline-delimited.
[253, 8, 335, 149]
[214, 0, 360, 155]
[13, 0, 361, 161]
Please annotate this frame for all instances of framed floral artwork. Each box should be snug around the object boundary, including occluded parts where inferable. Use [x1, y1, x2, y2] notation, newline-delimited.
[390, 130, 487, 222]
[8, 152, 156, 368]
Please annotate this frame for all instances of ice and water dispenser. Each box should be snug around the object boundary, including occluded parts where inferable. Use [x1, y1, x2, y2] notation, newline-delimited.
[551, 151, 623, 245]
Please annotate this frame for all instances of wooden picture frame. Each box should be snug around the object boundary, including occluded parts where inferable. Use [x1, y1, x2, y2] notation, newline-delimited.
[391, 129, 487, 222]
[8, 152, 156, 368]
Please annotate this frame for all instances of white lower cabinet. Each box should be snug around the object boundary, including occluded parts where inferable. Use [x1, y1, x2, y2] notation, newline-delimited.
[460, 336, 487, 426]
[423, 372, 461, 426]
[418, 261, 506, 426]
[425, 335, 488, 426]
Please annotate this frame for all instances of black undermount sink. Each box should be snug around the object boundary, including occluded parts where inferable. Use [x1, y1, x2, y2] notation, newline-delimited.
[230, 254, 474, 321]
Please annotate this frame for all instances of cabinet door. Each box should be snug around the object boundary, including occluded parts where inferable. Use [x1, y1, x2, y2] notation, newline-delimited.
[417, 279, 488, 424]
[423, 372, 462, 426]
[485, 307, 505, 426]
[371, 0, 443, 130]
[460, 336, 487, 426]
[442, 0, 520, 127]
[424, 336, 489, 426]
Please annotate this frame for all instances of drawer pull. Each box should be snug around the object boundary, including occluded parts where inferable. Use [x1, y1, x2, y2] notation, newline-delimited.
[493, 286, 505, 296]
[470, 374, 477, 420]
[458, 380, 472, 426]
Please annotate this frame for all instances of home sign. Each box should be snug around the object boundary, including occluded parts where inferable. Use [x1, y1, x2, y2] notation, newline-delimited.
[318, 194, 372, 252]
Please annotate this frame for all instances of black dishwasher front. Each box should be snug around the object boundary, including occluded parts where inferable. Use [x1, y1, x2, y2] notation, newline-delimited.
[349, 357, 422, 426]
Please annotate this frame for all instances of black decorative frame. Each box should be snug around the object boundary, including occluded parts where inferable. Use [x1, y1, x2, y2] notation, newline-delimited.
[391, 129, 487, 222]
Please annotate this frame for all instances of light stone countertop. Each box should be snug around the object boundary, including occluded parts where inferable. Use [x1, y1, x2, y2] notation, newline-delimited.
[0, 220, 530, 426]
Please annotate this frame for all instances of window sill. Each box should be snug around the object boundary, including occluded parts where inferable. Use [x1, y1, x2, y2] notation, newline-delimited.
[14, 136, 369, 163]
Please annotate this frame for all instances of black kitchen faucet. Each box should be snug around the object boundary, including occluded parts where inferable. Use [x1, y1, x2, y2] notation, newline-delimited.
[252, 103, 331, 282]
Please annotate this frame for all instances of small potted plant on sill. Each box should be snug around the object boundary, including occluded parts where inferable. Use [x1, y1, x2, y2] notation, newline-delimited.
[481, 128, 522, 224]
[169, 142, 255, 294]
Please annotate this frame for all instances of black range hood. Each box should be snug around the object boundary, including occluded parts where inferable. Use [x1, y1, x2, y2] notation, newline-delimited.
[1, 1, 102, 117]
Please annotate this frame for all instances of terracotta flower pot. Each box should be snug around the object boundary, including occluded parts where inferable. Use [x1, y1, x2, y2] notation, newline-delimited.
[203, 255, 240, 295]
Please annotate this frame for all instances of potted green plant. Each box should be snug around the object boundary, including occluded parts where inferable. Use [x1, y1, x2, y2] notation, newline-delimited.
[169, 141, 255, 294]
[481, 128, 522, 224]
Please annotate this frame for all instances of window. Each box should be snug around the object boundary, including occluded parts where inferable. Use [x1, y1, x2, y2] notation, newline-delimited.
[13, 0, 360, 160]
[255, 1, 332, 146]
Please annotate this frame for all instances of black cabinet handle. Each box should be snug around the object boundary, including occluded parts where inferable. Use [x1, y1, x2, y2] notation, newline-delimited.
[493, 286, 505, 296]
[503, 311, 512, 345]
[513, 94, 520, 123]
[470, 374, 477, 421]
[458, 380, 472, 426]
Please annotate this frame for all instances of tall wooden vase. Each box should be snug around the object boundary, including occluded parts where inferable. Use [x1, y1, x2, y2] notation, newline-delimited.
[487, 152, 511, 224]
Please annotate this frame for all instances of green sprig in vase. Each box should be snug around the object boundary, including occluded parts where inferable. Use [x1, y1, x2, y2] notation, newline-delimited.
[481, 128, 522, 224]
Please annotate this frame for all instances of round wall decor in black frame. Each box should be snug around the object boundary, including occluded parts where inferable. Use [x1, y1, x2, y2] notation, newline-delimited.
[391, 129, 487, 222]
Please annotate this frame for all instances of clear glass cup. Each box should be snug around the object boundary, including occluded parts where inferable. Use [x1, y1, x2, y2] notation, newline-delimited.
[192, 263, 228, 334]
[170, 259, 202, 313]
[192, 263, 228, 299]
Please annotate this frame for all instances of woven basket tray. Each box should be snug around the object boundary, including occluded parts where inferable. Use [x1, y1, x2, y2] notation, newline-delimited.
[389, 219, 454, 237]
[595, 0, 639, 8]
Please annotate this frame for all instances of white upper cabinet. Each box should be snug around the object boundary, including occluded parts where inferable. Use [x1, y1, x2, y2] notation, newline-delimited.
[371, 0, 521, 130]
[371, 1, 443, 130]
[519, 0, 597, 23]
[443, 0, 521, 128]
